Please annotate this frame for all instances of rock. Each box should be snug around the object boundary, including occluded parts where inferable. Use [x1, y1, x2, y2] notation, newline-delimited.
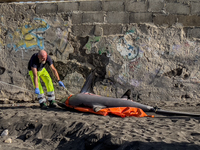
[4, 138, 12, 143]
[25, 131, 33, 139]
[0, 98, 9, 104]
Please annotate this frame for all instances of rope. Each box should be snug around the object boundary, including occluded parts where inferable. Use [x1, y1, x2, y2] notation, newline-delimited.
[64, 87, 74, 95]
[0, 81, 34, 93]
[0, 80, 74, 95]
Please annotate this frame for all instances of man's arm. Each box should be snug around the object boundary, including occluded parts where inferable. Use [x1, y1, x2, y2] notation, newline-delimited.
[50, 64, 66, 88]
[31, 67, 39, 88]
[50, 64, 60, 81]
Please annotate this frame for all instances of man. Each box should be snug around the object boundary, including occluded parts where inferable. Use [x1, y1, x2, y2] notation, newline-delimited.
[28, 50, 65, 109]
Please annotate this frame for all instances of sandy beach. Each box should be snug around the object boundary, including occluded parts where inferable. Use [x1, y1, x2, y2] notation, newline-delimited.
[0, 100, 200, 150]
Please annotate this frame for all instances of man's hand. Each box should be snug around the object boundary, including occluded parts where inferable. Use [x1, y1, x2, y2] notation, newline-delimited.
[35, 88, 40, 94]
[58, 81, 66, 88]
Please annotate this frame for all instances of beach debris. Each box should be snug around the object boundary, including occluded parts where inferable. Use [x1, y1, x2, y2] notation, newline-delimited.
[4, 138, 12, 143]
[1, 129, 8, 137]
[25, 131, 33, 139]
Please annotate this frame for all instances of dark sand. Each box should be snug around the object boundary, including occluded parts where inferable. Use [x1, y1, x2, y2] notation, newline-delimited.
[0, 100, 200, 150]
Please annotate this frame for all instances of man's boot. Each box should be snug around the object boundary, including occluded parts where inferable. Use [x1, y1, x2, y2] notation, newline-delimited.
[38, 94, 48, 109]
[40, 102, 48, 109]
[49, 100, 57, 108]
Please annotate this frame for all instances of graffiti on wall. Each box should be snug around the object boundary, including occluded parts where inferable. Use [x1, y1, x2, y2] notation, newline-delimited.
[84, 36, 101, 54]
[115, 31, 143, 87]
[1, 16, 73, 60]
[82, 25, 200, 91]
[117, 38, 140, 60]
[82, 29, 144, 87]
[6, 18, 50, 51]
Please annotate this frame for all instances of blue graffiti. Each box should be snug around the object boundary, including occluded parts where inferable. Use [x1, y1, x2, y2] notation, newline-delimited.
[9, 18, 50, 51]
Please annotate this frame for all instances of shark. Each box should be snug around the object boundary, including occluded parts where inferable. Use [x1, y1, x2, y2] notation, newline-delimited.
[58, 70, 200, 117]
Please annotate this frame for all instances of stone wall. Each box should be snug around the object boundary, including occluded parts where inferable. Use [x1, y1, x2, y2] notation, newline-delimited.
[1, 0, 200, 104]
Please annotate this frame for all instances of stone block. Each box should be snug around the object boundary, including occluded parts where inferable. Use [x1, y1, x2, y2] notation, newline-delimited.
[125, 1, 148, 12]
[94, 25, 103, 36]
[102, 24, 123, 35]
[58, 2, 78, 13]
[153, 14, 177, 26]
[106, 12, 129, 24]
[166, 3, 190, 15]
[14, 4, 29, 13]
[102, 1, 124, 11]
[186, 27, 200, 38]
[79, 1, 101, 11]
[148, 0, 164, 12]
[191, 2, 200, 14]
[130, 13, 152, 23]
[177, 15, 200, 27]
[72, 13, 82, 24]
[36, 3, 57, 14]
[72, 25, 95, 37]
[166, 0, 199, 2]
[83, 12, 104, 23]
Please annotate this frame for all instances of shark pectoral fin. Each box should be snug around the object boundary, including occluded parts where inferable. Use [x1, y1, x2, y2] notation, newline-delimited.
[121, 89, 132, 99]
[93, 105, 107, 112]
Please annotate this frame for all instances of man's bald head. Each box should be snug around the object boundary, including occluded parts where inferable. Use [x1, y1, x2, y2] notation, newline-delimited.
[38, 50, 47, 64]
[39, 50, 47, 58]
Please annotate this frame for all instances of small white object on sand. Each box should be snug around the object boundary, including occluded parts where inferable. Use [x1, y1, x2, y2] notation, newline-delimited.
[1, 129, 8, 137]
[4, 138, 12, 143]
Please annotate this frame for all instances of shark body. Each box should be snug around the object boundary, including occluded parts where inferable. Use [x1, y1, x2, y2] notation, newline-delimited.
[58, 70, 200, 117]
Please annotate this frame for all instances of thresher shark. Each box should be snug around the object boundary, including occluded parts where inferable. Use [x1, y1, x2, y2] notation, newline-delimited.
[57, 70, 200, 117]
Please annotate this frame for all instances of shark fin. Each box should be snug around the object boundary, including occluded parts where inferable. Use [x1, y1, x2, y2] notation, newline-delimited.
[80, 69, 96, 93]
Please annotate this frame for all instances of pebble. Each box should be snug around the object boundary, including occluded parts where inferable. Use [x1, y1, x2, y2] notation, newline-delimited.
[1, 129, 8, 137]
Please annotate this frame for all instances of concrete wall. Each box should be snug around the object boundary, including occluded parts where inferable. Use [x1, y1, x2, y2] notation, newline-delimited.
[1, 0, 200, 104]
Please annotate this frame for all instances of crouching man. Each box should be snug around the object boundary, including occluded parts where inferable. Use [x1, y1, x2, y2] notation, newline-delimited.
[28, 50, 66, 109]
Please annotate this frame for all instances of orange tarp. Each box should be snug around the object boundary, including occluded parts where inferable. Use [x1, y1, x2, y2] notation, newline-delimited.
[65, 95, 154, 118]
